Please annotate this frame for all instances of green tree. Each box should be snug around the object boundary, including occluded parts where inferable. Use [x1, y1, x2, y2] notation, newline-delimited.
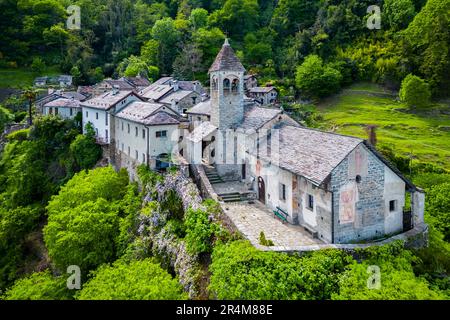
[425, 183, 450, 241]
[31, 57, 45, 74]
[151, 18, 181, 74]
[0, 105, 14, 133]
[189, 8, 208, 30]
[70, 123, 102, 170]
[383, 0, 416, 30]
[77, 259, 187, 300]
[295, 55, 342, 98]
[403, 0, 450, 95]
[209, 240, 351, 300]
[44, 166, 130, 272]
[332, 243, 446, 300]
[2, 270, 72, 300]
[399, 74, 431, 108]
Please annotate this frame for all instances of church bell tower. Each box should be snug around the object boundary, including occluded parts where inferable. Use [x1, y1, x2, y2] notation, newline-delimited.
[209, 39, 245, 129]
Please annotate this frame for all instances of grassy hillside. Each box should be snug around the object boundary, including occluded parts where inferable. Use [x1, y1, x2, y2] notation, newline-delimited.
[0, 67, 60, 88]
[317, 83, 450, 171]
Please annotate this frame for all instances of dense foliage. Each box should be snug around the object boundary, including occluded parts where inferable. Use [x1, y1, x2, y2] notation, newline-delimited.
[209, 240, 448, 300]
[2, 270, 72, 300]
[399, 74, 431, 108]
[77, 259, 187, 300]
[0, 0, 448, 97]
[43, 166, 139, 273]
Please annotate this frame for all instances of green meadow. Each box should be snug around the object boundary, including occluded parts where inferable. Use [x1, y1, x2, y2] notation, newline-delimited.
[317, 84, 450, 171]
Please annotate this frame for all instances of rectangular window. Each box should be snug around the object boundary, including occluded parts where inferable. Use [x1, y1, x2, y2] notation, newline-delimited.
[86, 111, 88, 118]
[142, 153, 146, 163]
[127, 146, 130, 155]
[105, 129, 108, 141]
[156, 130, 167, 138]
[135, 150, 138, 159]
[55, 108, 58, 115]
[121, 143, 124, 152]
[96, 112, 98, 120]
[142, 129, 146, 139]
[389, 200, 397, 212]
[279, 183, 286, 201]
[105, 114, 108, 125]
[121, 121, 124, 131]
[70, 108, 73, 116]
[49, 107, 53, 114]
[307, 194, 314, 210]
[127, 124, 130, 134]
[135, 127, 138, 137]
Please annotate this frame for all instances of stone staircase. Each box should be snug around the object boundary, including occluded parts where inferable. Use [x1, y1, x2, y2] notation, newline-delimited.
[218, 192, 242, 203]
[204, 166, 223, 184]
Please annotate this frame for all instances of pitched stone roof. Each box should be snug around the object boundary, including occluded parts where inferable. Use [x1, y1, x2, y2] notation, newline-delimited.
[186, 100, 211, 116]
[81, 90, 135, 110]
[209, 39, 245, 73]
[103, 79, 134, 90]
[238, 105, 282, 130]
[115, 101, 183, 126]
[139, 85, 173, 101]
[159, 90, 195, 105]
[121, 76, 151, 88]
[254, 125, 363, 185]
[44, 97, 81, 108]
[187, 121, 217, 143]
[249, 86, 277, 94]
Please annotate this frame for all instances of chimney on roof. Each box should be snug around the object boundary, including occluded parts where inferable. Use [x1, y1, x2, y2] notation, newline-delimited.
[171, 80, 179, 92]
[112, 85, 119, 95]
[171, 99, 177, 110]
[366, 125, 378, 146]
[193, 81, 199, 93]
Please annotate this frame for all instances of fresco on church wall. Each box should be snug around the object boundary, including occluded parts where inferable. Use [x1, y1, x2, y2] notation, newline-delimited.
[339, 181, 359, 224]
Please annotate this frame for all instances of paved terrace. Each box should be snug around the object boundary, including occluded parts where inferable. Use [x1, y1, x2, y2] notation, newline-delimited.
[221, 200, 321, 248]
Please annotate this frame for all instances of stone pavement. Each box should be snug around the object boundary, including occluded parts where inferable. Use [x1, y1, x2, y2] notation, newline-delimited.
[221, 201, 321, 248]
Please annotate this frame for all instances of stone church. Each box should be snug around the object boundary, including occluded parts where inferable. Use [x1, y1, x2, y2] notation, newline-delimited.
[185, 39, 426, 244]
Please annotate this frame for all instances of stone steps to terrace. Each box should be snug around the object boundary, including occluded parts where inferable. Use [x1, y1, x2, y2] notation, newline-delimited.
[218, 192, 242, 203]
[204, 167, 223, 184]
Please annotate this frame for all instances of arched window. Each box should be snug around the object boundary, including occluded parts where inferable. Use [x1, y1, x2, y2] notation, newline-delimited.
[232, 78, 239, 93]
[212, 76, 218, 90]
[223, 78, 230, 92]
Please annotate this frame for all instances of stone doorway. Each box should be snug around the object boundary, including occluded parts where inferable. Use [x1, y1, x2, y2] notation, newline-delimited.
[258, 176, 265, 204]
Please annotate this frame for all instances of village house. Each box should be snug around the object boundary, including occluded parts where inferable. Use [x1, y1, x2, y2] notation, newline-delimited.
[42, 97, 81, 119]
[92, 79, 135, 96]
[138, 78, 204, 114]
[184, 39, 425, 245]
[114, 101, 188, 173]
[36, 90, 88, 114]
[248, 86, 278, 105]
[80, 89, 141, 144]
[244, 74, 258, 92]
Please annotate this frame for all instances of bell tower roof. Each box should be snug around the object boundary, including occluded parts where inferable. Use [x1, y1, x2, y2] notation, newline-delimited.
[208, 38, 245, 73]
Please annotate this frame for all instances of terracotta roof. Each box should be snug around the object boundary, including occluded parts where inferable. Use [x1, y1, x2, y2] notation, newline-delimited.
[209, 39, 245, 73]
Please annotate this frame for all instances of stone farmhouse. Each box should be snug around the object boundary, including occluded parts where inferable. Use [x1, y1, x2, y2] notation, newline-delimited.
[248, 86, 278, 105]
[183, 39, 425, 245]
[138, 77, 205, 115]
[43, 97, 81, 119]
[244, 74, 258, 92]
